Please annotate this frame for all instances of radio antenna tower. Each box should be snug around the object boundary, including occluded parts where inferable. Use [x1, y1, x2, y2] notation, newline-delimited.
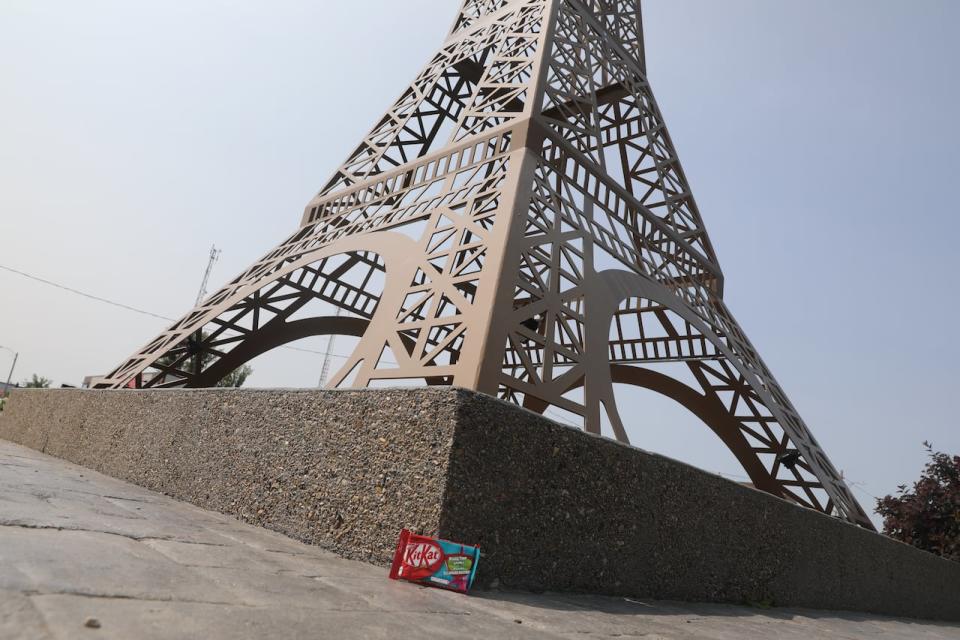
[317, 307, 343, 388]
[194, 245, 221, 306]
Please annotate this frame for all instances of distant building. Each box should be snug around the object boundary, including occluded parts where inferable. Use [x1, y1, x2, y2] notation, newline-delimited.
[82, 375, 107, 389]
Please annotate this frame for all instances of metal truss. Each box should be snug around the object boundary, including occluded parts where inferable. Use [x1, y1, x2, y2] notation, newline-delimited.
[97, 0, 874, 529]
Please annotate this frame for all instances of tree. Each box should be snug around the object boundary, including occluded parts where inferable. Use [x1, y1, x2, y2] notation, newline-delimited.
[23, 374, 51, 388]
[876, 442, 960, 562]
[154, 335, 254, 388]
[217, 364, 253, 388]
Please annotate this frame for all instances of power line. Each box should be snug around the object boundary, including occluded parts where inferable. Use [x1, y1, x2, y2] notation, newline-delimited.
[0, 263, 365, 360]
[1, 263, 174, 321]
[284, 344, 333, 356]
[716, 471, 752, 482]
[847, 481, 882, 501]
[544, 408, 582, 429]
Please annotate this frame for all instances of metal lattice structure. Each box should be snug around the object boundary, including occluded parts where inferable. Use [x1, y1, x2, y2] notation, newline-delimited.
[96, 0, 874, 529]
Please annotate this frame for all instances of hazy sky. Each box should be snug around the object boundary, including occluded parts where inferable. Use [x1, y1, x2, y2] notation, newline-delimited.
[2, 1, 958, 526]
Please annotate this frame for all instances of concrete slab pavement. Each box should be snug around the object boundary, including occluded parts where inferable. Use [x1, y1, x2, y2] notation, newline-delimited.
[0, 439, 957, 639]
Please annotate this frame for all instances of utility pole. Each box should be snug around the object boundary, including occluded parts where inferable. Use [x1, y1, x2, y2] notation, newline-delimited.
[195, 245, 221, 306]
[1, 346, 18, 399]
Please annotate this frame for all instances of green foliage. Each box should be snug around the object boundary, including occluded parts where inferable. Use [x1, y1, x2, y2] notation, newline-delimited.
[23, 374, 51, 388]
[876, 442, 960, 562]
[217, 364, 253, 388]
[155, 334, 253, 388]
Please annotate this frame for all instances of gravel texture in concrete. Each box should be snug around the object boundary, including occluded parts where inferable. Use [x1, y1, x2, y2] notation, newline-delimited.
[0, 387, 455, 565]
[444, 392, 960, 620]
[3, 439, 959, 640]
[2, 387, 959, 622]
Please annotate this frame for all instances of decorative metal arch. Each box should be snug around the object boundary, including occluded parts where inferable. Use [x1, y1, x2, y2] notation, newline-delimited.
[608, 364, 779, 495]
[187, 316, 369, 388]
[96, 0, 874, 528]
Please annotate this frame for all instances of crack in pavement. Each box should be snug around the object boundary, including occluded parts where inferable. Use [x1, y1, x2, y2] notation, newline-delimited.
[0, 522, 231, 547]
[24, 590, 480, 616]
[103, 494, 155, 504]
[23, 589, 251, 607]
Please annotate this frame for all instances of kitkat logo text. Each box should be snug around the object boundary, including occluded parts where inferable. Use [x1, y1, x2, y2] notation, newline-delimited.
[402, 540, 444, 578]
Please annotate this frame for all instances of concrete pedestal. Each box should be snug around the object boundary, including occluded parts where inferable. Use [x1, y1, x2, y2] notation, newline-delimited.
[2, 387, 958, 620]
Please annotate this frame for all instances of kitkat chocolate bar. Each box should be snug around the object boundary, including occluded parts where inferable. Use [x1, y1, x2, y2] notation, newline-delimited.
[388, 529, 480, 593]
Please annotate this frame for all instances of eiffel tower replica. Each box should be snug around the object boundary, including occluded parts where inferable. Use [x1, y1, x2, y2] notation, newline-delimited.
[95, 0, 874, 529]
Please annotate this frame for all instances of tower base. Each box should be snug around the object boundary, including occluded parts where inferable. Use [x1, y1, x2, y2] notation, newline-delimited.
[2, 387, 957, 620]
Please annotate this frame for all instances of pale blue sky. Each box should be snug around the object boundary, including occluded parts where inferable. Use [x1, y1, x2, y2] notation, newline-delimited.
[1, 1, 958, 525]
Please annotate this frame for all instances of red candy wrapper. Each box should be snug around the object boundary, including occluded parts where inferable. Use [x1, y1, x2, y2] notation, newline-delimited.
[388, 529, 480, 593]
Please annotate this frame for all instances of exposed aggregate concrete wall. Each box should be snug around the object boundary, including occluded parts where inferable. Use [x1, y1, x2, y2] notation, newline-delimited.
[2, 387, 958, 621]
[0, 387, 454, 563]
